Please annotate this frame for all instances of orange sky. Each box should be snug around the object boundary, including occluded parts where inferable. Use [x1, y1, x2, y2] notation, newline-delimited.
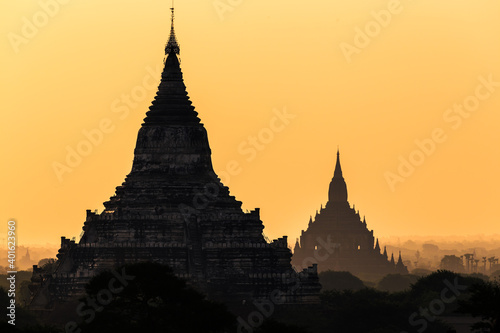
[1, 0, 499, 248]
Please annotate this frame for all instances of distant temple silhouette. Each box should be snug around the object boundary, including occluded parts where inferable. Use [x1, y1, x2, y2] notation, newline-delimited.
[292, 150, 408, 277]
[19, 248, 35, 270]
[29, 7, 320, 309]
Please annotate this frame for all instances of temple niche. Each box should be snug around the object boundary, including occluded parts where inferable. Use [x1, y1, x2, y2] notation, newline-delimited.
[29, 8, 320, 310]
[291, 150, 408, 279]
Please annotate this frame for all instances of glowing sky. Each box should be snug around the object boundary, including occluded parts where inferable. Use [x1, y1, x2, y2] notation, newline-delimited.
[1, 0, 499, 247]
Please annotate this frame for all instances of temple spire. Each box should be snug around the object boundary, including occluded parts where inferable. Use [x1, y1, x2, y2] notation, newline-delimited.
[397, 251, 403, 264]
[294, 238, 300, 252]
[396, 251, 408, 273]
[140, 6, 203, 126]
[334, 148, 343, 177]
[328, 148, 348, 203]
[165, 2, 180, 55]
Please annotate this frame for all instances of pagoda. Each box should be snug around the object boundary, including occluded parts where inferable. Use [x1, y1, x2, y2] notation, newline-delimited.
[29, 7, 320, 309]
[291, 150, 408, 278]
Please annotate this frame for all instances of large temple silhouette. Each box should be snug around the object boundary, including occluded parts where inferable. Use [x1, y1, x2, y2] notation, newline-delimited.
[292, 150, 408, 277]
[29, 8, 320, 309]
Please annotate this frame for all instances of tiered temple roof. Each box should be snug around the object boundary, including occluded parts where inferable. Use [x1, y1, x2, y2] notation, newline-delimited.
[29, 7, 320, 310]
[292, 150, 408, 278]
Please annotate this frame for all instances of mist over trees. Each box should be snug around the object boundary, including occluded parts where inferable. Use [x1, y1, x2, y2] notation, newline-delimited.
[378, 237, 500, 275]
[4, 263, 500, 333]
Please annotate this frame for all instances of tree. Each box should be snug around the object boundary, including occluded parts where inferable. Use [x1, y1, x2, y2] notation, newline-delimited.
[320, 288, 449, 332]
[318, 270, 365, 291]
[254, 319, 308, 333]
[457, 280, 500, 332]
[0, 287, 52, 332]
[377, 274, 418, 292]
[468, 272, 489, 282]
[37, 258, 57, 274]
[18, 280, 32, 307]
[411, 268, 432, 277]
[76, 262, 235, 333]
[407, 270, 485, 317]
[490, 269, 500, 281]
[422, 244, 439, 254]
[439, 255, 465, 273]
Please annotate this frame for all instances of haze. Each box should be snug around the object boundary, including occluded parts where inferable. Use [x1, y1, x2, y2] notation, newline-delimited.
[1, 0, 499, 248]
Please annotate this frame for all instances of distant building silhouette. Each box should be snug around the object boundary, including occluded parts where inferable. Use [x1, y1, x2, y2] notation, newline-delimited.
[19, 248, 35, 270]
[29, 7, 320, 309]
[292, 150, 408, 277]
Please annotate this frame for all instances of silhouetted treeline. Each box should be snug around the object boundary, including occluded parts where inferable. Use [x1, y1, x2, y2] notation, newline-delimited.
[2, 266, 499, 333]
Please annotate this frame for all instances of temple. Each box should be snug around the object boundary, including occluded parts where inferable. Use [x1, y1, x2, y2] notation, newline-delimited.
[29, 7, 320, 310]
[291, 150, 408, 279]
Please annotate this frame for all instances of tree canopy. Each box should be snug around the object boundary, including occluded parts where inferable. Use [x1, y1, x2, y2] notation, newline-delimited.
[318, 270, 365, 291]
[75, 262, 235, 333]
